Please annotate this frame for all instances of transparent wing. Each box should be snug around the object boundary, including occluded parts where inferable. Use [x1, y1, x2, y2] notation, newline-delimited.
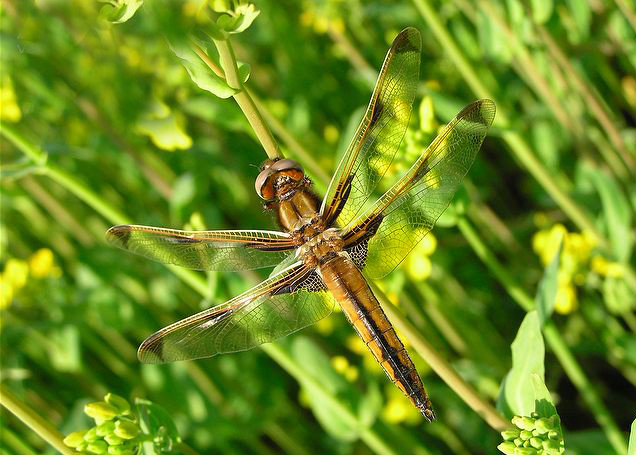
[106, 225, 299, 271]
[342, 100, 496, 279]
[321, 27, 421, 228]
[138, 261, 334, 363]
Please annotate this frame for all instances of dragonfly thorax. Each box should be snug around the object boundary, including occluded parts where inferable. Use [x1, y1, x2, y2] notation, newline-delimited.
[297, 228, 344, 268]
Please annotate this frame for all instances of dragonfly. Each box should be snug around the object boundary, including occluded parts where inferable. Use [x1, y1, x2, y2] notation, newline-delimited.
[107, 27, 495, 421]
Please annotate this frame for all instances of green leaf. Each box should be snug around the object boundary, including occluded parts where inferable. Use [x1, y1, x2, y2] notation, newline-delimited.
[498, 311, 545, 418]
[628, 417, 636, 455]
[216, 3, 260, 34]
[168, 41, 237, 99]
[99, 0, 144, 24]
[530, 0, 553, 24]
[603, 275, 636, 315]
[135, 399, 180, 454]
[136, 114, 192, 151]
[535, 240, 561, 325]
[589, 169, 633, 263]
[565, 0, 590, 42]
[291, 337, 362, 441]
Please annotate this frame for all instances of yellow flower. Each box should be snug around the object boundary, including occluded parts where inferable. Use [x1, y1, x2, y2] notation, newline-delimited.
[418, 233, 437, 256]
[554, 284, 577, 314]
[323, 124, 339, 144]
[591, 256, 623, 278]
[406, 254, 432, 281]
[29, 248, 55, 278]
[331, 355, 349, 374]
[0, 76, 22, 122]
[344, 366, 358, 382]
[382, 385, 421, 424]
[418, 96, 436, 134]
[538, 224, 566, 266]
[382, 395, 411, 424]
[315, 316, 334, 335]
[0, 276, 14, 309]
[3, 259, 29, 291]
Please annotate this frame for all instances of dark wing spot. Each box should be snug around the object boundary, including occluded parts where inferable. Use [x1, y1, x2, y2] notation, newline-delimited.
[106, 225, 132, 249]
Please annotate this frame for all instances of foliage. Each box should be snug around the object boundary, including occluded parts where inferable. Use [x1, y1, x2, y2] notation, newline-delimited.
[2, 1, 636, 455]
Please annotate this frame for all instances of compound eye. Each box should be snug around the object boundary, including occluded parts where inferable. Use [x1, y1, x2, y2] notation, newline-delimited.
[255, 168, 275, 200]
[259, 158, 277, 172]
[270, 159, 303, 173]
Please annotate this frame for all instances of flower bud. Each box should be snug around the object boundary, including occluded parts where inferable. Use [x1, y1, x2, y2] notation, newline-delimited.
[63, 431, 86, 448]
[513, 447, 538, 455]
[104, 394, 130, 415]
[104, 433, 124, 445]
[107, 444, 136, 455]
[520, 417, 536, 430]
[543, 439, 559, 448]
[114, 420, 139, 439]
[519, 430, 532, 440]
[85, 402, 118, 421]
[87, 440, 108, 454]
[497, 441, 516, 454]
[548, 430, 560, 440]
[83, 427, 99, 442]
[96, 421, 116, 437]
[501, 429, 520, 441]
[529, 437, 542, 449]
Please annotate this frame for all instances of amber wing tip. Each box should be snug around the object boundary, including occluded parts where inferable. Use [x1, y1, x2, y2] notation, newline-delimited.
[137, 337, 165, 364]
[106, 225, 133, 248]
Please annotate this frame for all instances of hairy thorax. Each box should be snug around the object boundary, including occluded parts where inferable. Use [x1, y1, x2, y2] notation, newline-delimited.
[297, 228, 344, 268]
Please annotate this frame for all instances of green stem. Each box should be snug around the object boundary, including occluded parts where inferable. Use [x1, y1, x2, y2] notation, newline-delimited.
[534, 22, 635, 175]
[1, 123, 46, 164]
[457, 217, 628, 453]
[1, 426, 39, 455]
[369, 281, 510, 431]
[479, 0, 580, 138]
[248, 88, 331, 186]
[261, 343, 398, 455]
[1, 124, 130, 225]
[212, 38, 281, 160]
[411, 0, 607, 251]
[0, 385, 74, 455]
[615, 0, 636, 34]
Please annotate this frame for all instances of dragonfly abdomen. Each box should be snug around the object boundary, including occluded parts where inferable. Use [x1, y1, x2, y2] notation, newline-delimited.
[320, 254, 435, 422]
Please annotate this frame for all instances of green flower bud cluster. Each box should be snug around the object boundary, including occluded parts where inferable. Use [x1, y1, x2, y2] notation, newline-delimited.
[497, 413, 564, 455]
[63, 394, 143, 455]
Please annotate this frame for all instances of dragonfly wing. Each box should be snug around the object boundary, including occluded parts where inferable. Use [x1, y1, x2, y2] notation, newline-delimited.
[321, 28, 421, 228]
[106, 225, 299, 271]
[138, 261, 334, 363]
[342, 100, 496, 279]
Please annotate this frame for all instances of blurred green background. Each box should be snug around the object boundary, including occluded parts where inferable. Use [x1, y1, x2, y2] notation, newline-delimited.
[2, 1, 636, 454]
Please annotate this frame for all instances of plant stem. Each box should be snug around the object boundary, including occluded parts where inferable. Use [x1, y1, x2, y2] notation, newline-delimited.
[457, 217, 628, 453]
[411, 0, 607, 251]
[479, 0, 580, 138]
[212, 38, 281, 160]
[615, 0, 636, 34]
[534, 22, 635, 175]
[369, 281, 510, 431]
[0, 385, 74, 455]
[1, 426, 39, 455]
[261, 343, 398, 455]
[1, 124, 131, 225]
[248, 88, 331, 186]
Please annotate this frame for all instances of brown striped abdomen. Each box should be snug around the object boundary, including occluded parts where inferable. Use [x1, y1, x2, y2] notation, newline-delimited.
[320, 254, 435, 421]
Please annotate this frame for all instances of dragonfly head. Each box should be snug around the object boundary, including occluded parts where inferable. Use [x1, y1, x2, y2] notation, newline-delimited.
[255, 158, 305, 201]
